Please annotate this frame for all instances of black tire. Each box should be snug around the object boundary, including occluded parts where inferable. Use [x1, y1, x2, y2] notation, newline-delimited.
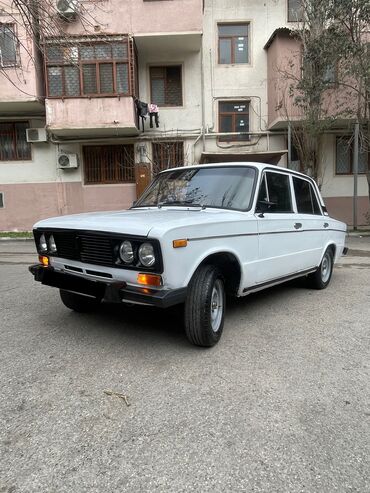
[184, 265, 226, 347]
[59, 289, 101, 312]
[307, 248, 334, 290]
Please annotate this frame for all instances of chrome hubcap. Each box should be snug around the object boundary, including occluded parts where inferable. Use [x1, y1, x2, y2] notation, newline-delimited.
[210, 279, 224, 332]
[321, 253, 331, 283]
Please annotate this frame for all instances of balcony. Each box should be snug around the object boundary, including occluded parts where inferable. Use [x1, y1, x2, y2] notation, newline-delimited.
[265, 28, 358, 130]
[45, 97, 139, 138]
[44, 36, 139, 138]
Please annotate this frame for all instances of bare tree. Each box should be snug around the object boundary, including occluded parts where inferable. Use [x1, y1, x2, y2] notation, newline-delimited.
[277, 0, 369, 191]
[0, 0, 107, 95]
[141, 134, 189, 176]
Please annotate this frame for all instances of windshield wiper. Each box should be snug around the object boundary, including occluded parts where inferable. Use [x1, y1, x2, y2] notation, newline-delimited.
[158, 201, 206, 209]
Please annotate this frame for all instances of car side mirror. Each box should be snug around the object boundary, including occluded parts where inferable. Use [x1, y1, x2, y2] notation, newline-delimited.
[256, 199, 276, 213]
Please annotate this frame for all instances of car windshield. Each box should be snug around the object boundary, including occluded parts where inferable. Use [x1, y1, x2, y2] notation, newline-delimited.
[134, 166, 257, 211]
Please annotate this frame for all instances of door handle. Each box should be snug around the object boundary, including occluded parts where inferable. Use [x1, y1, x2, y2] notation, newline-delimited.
[294, 222, 302, 230]
[324, 222, 329, 228]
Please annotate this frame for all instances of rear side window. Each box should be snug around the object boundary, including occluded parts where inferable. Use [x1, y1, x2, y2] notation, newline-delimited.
[265, 172, 293, 213]
[293, 177, 322, 215]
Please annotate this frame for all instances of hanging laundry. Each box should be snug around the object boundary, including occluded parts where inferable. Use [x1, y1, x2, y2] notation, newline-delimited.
[134, 98, 149, 132]
[149, 103, 160, 128]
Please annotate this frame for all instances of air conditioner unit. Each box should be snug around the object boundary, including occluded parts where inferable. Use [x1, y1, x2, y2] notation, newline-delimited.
[57, 153, 79, 169]
[26, 128, 47, 143]
[56, 0, 79, 19]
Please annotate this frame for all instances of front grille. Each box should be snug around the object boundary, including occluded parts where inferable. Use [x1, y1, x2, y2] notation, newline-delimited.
[79, 235, 114, 266]
[53, 231, 79, 260]
[33, 229, 163, 273]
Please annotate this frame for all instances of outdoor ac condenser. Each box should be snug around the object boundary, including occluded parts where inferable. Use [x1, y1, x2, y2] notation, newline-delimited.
[57, 153, 79, 169]
[56, 0, 79, 19]
[26, 128, 48, 143]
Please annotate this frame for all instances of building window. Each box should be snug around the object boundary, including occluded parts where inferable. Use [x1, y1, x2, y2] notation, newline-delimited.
[336, 137, 368, 175]
[83, 145, 135, 184]
[218, 24, 249, 64]
[45, 40, 130, 98]
[152, 141, 184, 174]
[323, 63, 337, 84]
[219, 101, 249, 141]
[0, 122, 31, 161]
[0, 192, 4, 209]
[150, 66, 182, 107]
[0, 24, 17, 67]
[288, 0, 303, 22]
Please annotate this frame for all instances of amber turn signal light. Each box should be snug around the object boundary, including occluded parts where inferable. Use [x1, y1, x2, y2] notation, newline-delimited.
[38, 255, 49, 267]
[137, 273, 162, 287]
[173, 239, 188, 248]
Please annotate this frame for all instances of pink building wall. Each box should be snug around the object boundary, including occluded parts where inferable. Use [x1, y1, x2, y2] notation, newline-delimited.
[0, 182, 136, 231]
[266, 33, 303, 128]
[0, 8, 42, 102]
[266, 31, 359, 128]
[46, 98, 138, 135]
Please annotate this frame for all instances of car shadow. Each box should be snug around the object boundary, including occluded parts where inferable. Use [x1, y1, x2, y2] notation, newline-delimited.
[50, 277, 314, 350]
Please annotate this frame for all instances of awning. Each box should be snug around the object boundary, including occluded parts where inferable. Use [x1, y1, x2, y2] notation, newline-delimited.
[200, 150, 288, 165]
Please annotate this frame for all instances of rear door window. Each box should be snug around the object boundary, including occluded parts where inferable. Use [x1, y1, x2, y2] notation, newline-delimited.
[293, 177, 322, 215]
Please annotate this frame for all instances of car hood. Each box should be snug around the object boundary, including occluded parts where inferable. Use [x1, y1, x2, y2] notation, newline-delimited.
[34, 207, 248, 237]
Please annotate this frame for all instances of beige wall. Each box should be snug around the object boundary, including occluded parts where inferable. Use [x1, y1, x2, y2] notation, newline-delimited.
[62, 0, 203, 37]
[201, 0, 290, 159]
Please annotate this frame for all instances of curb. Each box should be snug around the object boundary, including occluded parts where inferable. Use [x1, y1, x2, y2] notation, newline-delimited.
[347, 232, 370, 238]
[0, 237, 33, 242]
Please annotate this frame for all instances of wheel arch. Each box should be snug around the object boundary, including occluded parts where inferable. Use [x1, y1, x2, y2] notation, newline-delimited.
[321, 242, 337, 264]
[188, 251, 242, 297]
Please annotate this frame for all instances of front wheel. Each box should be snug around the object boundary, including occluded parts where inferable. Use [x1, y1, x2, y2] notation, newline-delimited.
[60, 289, 101, 312]
[307, 248, 334, 290]
[184, 265, 226, 347]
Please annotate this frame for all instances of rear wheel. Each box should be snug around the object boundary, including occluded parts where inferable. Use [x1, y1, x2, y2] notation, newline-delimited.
[60, 289, 101, 312]
[184, 265, 226, 347]
[307, 248, 334, 290]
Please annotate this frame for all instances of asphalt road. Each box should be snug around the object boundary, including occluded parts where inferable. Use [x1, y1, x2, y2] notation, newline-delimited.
[0, 238, 369, 493]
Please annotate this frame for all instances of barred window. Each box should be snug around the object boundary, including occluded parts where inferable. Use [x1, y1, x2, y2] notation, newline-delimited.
[152, 142, 184, 174]
[83, 145, 135, 184]
[46, 40, 130, 98]
[0, 24, 17, 67]
[0, 122, 31, 161]
[336, 137, 368, 175]
[150, 66, 182, 106]
[288, 0, 303, 22]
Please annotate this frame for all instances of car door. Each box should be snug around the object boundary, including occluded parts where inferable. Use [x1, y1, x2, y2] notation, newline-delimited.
[292, 176, 325, 268]
[255, 170, 306, 284]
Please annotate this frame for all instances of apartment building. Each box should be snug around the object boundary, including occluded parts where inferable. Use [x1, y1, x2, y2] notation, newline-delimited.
[0, 0, 368, 230]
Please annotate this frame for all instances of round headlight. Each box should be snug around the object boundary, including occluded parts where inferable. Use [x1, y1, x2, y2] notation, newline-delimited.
[49, 234, 57, 253]
[138, 242, 155, 267]
[119, 240, 134, 263]
[39, 233, 47, 252]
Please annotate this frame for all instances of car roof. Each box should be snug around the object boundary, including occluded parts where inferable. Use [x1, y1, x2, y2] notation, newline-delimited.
[159, 162, 314, 181]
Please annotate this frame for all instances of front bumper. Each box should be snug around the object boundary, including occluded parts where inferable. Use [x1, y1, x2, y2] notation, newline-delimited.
[29, 264, 187, 309]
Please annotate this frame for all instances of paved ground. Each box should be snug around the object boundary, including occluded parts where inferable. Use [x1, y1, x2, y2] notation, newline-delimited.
[0, 238, 369, 493]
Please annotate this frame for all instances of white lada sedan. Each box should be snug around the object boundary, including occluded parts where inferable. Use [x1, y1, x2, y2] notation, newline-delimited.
[30, 163, 347, 347]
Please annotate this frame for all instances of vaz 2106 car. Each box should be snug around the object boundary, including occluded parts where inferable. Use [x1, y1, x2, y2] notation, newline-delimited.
[30, 163, 347, 347]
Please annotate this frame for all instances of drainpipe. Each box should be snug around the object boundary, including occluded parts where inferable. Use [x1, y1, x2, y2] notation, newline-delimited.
[353, 121, 359, 230]
[200, 36, 206, 152]
[288, 122, 292, 169]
